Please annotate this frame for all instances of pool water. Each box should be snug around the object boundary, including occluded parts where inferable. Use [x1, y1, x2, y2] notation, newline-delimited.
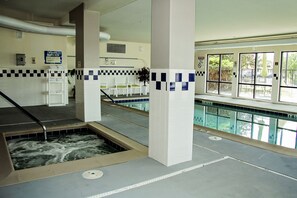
[118, 100, 297, 150]
[7, 130, 124, 170]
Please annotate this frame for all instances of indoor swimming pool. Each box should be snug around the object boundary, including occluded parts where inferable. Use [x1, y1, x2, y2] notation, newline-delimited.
[117, 99, 297, 150]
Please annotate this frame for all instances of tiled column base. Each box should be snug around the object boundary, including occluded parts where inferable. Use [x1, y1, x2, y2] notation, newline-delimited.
[75, 68, 101, 122]
[149, 69, 195, 166]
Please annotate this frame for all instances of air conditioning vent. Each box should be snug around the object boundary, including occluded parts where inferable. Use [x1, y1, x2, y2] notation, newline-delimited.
[107, 43, 126, 53]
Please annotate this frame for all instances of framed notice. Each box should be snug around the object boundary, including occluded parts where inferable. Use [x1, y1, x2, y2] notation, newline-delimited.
[197, 56, 205, 68]
[44, 51, 62, 64]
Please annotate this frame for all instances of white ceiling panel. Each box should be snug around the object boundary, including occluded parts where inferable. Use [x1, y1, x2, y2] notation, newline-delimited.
[1, 0, 297, 43]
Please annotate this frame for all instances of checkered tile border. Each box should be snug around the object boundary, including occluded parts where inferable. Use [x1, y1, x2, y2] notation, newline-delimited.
[196, 71, 205, 76]
[0, 69, 47, 78]
[100, 70, 137, 76]
[0, 68, 138, 79]
[151, 70, 195, 91]
[49, 70, 65, 78]
[76, 69, 101, 81]
[74, 69, 138, 81]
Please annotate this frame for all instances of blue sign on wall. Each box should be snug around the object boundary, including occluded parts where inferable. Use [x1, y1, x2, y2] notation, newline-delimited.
[44, 51, 62, 64]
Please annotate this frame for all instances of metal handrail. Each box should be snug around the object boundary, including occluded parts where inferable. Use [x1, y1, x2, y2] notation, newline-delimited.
[100, 89, 115, 103]
[0, 91, 47, 140]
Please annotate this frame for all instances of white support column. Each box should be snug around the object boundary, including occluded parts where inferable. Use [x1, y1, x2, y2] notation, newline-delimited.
[70, 4, 101, 122]
[195, 55, 206, 94]
[232, 53, 239, 98]
[271, 50, 281, 103]
[149, 0, 195, 166]
[75, 68, 101, 122]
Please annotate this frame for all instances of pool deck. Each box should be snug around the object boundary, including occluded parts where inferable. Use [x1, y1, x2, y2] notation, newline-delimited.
[0, 96, 297, 197]
[195, 94, 297, 114]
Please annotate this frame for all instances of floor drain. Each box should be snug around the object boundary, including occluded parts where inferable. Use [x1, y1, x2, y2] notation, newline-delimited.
[209, 136, 222, 141]
[82, 170, 103, 180]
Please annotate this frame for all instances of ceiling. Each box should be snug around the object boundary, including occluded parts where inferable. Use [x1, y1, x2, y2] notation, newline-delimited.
[1, 0, 297, 43]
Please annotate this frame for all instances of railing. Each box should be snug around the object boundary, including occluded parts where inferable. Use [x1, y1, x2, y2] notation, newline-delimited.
[100, 89, 115, 103]
[0, 91, 47, 141]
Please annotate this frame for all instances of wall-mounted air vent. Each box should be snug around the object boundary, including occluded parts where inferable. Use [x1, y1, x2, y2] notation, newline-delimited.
[107, 43, 126, 53]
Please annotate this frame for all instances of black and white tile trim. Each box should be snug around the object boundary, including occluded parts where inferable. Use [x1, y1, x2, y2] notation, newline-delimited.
[74, 69, 138, 81]
[0, 68, 138, 80]
[196, 71, 205, 76]
[100, 70, 137, 76]
[0, 69, 47, 78]
[69, 69, 137, 77]
[49, 70, 65, 78]
[151, 71, 195, 91]
[76, 69, 101, 81]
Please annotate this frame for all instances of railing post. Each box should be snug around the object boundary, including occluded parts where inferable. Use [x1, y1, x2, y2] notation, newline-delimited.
[0, 91, 47, 141]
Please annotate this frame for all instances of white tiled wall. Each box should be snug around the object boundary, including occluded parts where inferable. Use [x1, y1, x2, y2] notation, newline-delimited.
[0, 68, 68, 108]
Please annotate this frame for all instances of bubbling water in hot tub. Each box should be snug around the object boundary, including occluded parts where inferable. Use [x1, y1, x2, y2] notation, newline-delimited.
[7, 132, 122, 170]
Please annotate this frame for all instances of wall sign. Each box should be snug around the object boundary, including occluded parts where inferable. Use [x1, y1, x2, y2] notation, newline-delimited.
[197, 56, 205, 68]
[44, 51, 62, 64]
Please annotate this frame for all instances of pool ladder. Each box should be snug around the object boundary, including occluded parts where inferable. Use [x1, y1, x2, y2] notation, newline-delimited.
[0, 91, 47, 141]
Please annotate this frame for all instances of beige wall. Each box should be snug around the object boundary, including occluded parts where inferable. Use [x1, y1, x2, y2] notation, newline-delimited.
[67, 37, 151, 70]
[0, 27, 69, 107]
[0, 28, 150, 107]
[0, 26, 151, 107]
[0, 27, 67, 69]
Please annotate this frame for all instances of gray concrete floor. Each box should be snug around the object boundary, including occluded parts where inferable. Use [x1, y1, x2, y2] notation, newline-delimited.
[0, 98, 297, 198]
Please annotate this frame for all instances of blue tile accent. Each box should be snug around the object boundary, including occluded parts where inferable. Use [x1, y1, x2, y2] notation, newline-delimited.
[84, 75, 89, 81]
[93, 75, 98, 80]
[161, 73, 166, 82]
[152, 72, 156, 81]
[189, 73, 195, 82]
[89, 70, 93, 75]
[156, 81, 161, 90]
[182, 82, 188, 91]
[170, 82, 175, 91]
[175, 73, 182, 82]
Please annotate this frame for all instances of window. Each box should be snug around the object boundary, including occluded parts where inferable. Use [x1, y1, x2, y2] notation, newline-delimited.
[238, 53, 274, 100]
[280, 52, 297, 103]
[206, 54, 233, 95]
[277, 119, 297, 149]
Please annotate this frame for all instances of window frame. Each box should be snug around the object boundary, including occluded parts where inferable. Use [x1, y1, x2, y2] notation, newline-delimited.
[238, 52, 274, 100]
[206, 53, 233, 95]
[279, 51, 297, 103]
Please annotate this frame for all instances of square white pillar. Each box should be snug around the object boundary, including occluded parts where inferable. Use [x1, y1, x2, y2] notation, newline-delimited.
[149, 69, 195, 166]
[150, 0, 196, 166]
[76, 68, 101, 122]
